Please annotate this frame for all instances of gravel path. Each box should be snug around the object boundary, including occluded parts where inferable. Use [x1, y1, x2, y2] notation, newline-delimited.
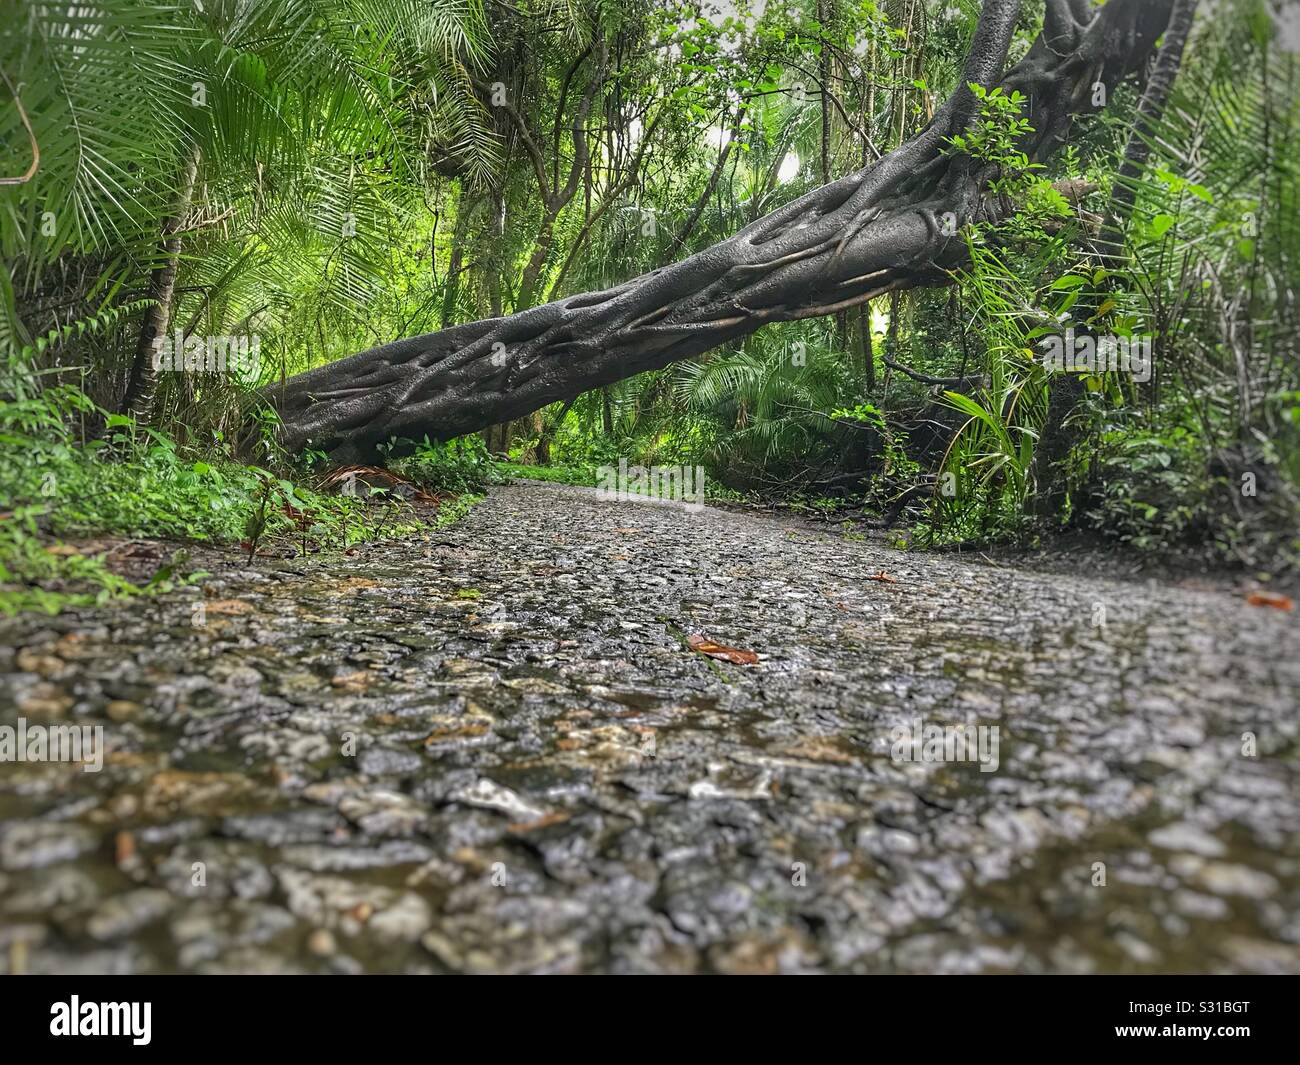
[2, 481, 1298, 973]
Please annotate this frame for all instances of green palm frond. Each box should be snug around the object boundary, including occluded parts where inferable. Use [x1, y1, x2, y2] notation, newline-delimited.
[1, 0, 495, 388]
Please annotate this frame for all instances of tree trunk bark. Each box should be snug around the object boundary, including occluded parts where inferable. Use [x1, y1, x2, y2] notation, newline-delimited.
[859, 302, 875, 393]
[534, 395, 574, 465]
[122, 145, 200, 422]
[819, 0, 834, 184]
[271, 0, 1180, 464]
[441, 187, 475, 328]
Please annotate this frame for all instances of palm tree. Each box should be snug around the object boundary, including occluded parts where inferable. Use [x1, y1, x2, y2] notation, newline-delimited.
[0, 0, 497, 422]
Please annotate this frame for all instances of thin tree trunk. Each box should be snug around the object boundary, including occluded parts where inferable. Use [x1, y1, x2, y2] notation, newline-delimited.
[891, 0, 917, 147]
[664, 107, 740, 261]
[483, 190, 511, 457]
[534, 395, 575, 465]
[441, 186, 474, 328]
[865, 36, 877, 163]
[882, 290, 901, 400]
[823, 0, 848, 351]
[819, 0, 834, 185]
[859, 302, 875, 392]
[122, 145, 200, 421]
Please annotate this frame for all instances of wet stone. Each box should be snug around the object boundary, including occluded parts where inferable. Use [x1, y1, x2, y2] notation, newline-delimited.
[86, 888, 174, 941]
[281, 841, 434, 872]
[1194, 862, 1279, 899]
[336, 790, 427, 837]
[1147, 821, 1227, 858]
[273, 867, 431, 942]
[0, 822, 99, 871]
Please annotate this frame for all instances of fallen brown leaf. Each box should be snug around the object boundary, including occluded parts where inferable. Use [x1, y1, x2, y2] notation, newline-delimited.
[423, 721, 490, 746]
[1246, 590, 1294, 611]
[345, 901, 374, 924]
[507, 811, 572, 833]
[43, 544, 83, 556]
[318, 465, 438, 502]
[687, 633, 759, 666]
[330, 670, 372, 691]
[333, 577, 377, 593]
[114, 830, 136, 867]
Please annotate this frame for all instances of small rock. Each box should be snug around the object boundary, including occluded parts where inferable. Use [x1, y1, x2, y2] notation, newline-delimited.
[1172, 890, 1230, 921]
[0, 822, 98, 871]
[105, 700, 143, 722]
[1194, 862, 1278, 899]
[448, 778, 547, 822]
[1148, 822, 1226, 858]
[307, 928, 336, 957]
[86, 889, 173, 941]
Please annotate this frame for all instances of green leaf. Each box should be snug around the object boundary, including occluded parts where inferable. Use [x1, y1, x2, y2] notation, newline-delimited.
[1050, 274, 1087, 291]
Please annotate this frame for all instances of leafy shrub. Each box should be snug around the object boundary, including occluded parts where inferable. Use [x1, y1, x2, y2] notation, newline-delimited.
[1080, 424, 1207, 550]
[0, 390, 479, 614]
[390, 435, 503, 495]
[494, 461, 598, 487]
[1080, 405, 1298, 570]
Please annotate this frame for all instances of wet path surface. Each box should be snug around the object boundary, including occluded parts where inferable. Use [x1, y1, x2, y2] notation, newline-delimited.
[2, 482, 1298, 973]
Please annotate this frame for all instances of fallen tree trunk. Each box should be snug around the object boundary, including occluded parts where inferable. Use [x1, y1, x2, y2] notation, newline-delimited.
[272, 0, 1179, 463]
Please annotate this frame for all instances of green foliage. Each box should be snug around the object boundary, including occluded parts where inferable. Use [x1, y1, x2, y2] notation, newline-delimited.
[390, 435, 504, 495]
[0, 504, 194, 617]
[915, 1, 1298, 569]
[672, 322, 870, 491]
[946, 83, 1042, 197]
[830, 402, 886, 433]
[0, 0, 496, 438]
[495, 461, 599, 488]
[551, 430, 630, 471]
[922, 234, 1051, 542]
[0, 388, 475, 614]
[1081, 416, 1208, 551]
[1064, 3, 1300, 565]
